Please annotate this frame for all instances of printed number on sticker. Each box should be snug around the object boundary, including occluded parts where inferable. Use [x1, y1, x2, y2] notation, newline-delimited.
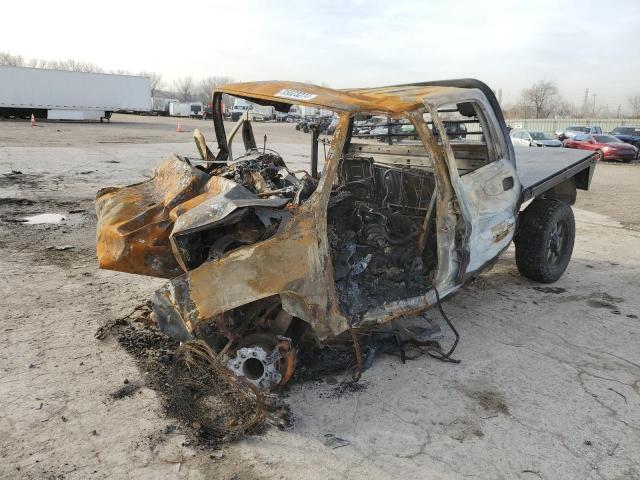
[274, 89, 317, 101]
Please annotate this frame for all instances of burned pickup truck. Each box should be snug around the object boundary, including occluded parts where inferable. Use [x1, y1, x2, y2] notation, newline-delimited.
[96, 79, 595, 390]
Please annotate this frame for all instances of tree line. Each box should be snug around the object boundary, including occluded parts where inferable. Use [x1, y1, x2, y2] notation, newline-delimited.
[3, 52, 639, 117]
[503, 80, 640, 119]
[170, 76, 235, 105]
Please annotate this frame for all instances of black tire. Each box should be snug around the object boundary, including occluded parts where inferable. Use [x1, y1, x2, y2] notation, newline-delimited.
[515, 199, 575, 283]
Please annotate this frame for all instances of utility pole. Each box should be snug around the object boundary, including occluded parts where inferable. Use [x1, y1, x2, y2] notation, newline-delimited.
[617, 105, 621, 119]
[592, 93, 597, 117]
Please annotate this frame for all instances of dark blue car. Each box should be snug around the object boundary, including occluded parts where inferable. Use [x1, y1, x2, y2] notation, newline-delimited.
[611, 126, 640, 149]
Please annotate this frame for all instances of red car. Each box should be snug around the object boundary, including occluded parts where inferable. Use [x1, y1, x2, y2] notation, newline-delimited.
[563, 133, 638, 162]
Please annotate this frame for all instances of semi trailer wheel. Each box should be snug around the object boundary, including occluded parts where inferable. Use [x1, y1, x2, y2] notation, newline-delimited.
[515, 199, 575, 283]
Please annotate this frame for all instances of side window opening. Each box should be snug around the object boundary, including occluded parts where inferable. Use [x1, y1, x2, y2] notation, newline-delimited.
[328, 112, 438, 317]
[422, 102, 498, 175]
[350, 114, 420, 146]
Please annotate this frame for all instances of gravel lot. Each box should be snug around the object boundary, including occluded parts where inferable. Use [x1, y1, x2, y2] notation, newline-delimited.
[1, 116, 639, 480]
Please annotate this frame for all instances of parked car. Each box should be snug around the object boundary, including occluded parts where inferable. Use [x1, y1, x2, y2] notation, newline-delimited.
[611, 126, 640, 149]
[369, 124, 395, 139]
[368, 123, 414, 142]
[296, 116, 333, 134]
[511, 129, 562, 148]
[432, 121, 467, 140]
[295, 118, 313, 132]
[276, 112, 300, 122]
[353, 115, 387, 136]
[557, 126, 602, 142]
[563, 133, 638, 162]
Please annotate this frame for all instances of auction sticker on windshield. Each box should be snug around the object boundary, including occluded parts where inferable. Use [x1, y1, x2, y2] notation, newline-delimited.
[275, 89, 317, 101]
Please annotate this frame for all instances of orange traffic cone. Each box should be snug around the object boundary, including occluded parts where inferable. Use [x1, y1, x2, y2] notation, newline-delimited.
[176, 122, 184, 132]
[30, 114, 36, 127]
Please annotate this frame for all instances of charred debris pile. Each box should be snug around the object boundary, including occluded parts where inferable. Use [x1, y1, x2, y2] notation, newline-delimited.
[98, 304, 448, 448]
[210, 151, 316, 203]
[173, 150, 317, 270]
[99, 308, 284, 448]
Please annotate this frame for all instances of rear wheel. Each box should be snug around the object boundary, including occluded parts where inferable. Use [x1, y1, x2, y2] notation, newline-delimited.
[515, 199, 575, 283]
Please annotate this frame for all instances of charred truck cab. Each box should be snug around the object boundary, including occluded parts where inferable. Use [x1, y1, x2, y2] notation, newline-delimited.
[96, 79, 595, 390]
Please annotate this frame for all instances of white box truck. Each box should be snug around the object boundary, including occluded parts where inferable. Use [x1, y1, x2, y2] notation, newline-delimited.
[230, 98, 275, 121]
[0, 66, 151, 121]
[168, 101, 204, 118]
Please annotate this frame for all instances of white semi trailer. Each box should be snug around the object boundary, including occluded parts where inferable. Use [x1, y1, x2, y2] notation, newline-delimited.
[0, 66, 151, 121]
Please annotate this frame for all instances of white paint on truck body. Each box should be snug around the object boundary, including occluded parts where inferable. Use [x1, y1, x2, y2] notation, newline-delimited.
[422, 88, 520, 278]
[459, 158, 520, 272]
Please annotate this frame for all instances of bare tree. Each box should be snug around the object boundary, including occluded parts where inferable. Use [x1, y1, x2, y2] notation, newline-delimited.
[555, 98, 578, 118]
[628, 95, 640, 118]
[38, 58, 103, 72]
[173, 77, 194, 102]
[26, 57, 48, 68]
[37, 58, 91, 71]
[0, 52, 24, 66]
[521, 81, 559, 119]
[196, 76, 234, 104]
[1, 51, 102, 71]
[141, 72, 163, 97]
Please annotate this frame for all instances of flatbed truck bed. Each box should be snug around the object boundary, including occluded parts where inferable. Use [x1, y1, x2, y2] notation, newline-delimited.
[515, 147, 596, 202]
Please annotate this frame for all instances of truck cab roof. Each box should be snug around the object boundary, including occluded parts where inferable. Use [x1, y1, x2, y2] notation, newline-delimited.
[216, 80, 482, 115]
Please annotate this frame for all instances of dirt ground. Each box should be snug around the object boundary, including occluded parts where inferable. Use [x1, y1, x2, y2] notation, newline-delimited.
[0, 114, 310, 148]
[1, 116, 639, 480]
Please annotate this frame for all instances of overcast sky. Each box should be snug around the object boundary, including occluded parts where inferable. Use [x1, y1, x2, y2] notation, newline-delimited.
[3, 0, 639, 109]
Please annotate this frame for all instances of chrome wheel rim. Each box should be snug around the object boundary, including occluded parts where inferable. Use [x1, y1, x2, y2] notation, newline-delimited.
[547, 220, 566, 266]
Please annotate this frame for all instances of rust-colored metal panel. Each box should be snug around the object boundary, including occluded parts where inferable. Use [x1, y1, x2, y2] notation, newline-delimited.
[215, 81, 461, 115]
[95, 155, 210, 278]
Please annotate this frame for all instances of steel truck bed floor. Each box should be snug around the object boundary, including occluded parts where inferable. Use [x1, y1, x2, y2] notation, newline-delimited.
[515, 146, 596, 201]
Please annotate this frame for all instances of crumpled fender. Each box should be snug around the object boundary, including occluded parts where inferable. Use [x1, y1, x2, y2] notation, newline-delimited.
[95, 155, 210, 278]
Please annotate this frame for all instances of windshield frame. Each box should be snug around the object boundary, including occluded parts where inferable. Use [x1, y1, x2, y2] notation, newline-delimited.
[211, 91, 353, 200]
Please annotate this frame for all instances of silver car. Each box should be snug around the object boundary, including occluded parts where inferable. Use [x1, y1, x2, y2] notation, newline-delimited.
[557, 125, 602, 141]
[511, 129, 562, 147]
